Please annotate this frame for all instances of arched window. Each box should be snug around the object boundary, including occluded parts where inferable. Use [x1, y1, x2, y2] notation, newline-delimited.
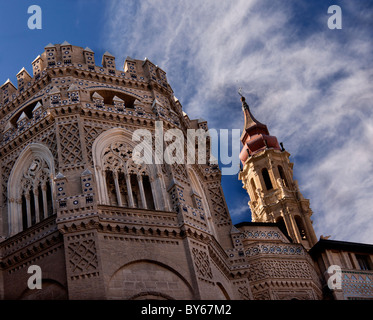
[278, 165, 288, 187]
[294, 216, 307, 240]
[262, 168, 273, 191]
[276, 216, 287, 235]
[100, 141, 155, 210]
[92, 128, 169, 211]
[19, 158, 54, 229]
[8, 143, 55, 235]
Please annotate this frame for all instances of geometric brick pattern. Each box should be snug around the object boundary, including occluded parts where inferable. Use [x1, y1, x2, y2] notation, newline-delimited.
[248, 259, 312, 282]
[192, 247, 212, 280]
[59, 122, 83, 166]
[67, 236, 98, 277]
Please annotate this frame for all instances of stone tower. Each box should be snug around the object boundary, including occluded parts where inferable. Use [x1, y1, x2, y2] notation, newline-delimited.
[238, 96, 318, 249]
[0, 42, 328, 301]
[0, 42, 236, 299]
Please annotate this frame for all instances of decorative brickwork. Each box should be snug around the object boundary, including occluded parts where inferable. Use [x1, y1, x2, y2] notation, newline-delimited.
[84, 124, 104, 164]
[248, 259, 313, 282]
[207, 183, 230, 224]
[192, 247, 213, 280]
[66, 233, 99, 279]
[58, 121, 83, 167]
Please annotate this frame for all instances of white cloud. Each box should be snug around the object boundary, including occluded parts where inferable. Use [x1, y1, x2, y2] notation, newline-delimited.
[104, 0, 373, 244]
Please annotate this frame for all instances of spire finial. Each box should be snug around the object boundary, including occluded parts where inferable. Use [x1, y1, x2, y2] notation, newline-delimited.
[238, 88, 249, 111]
[238, 87, 246, 102]
[238, 87, 243, 97]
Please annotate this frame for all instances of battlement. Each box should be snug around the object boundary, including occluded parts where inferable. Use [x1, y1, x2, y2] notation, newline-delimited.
[0, 41, 170, 107]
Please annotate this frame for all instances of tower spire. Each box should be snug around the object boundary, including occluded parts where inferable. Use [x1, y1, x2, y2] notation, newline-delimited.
[238, 94, 318, 249]
[240, 95, 269, 141]
[239, 95, 280, 164]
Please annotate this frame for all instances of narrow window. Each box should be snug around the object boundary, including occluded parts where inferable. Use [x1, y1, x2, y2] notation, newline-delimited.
[46, 180, 53, 216]
[295, 216, 307, 240]
[262, 168, 273, 190]
[278, 165, 288, 187]
[105, 170, 118, 206]
[118, 171, 128, 207]
[276, 216, 287, 235]
[143, 175, 155, 210]
[356, 254, 371, 270]
[22, 195, 28, 230]
[29, 190, 36, 225]
[38, 185, 44, 221]
[130, 174, 140, 208]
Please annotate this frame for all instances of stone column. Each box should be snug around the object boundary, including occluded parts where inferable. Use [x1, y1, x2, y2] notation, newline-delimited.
[33, 188, 40, 223]
[125, 173, 135, 208]
[113, 171, 123, 206]
[9, 198, 19, 234]
[16, 198, 23, 233]
[149, 176, 159, 210]
[101, 167, 109, 205]
[137, 174, 147, 209]
[157, 172, 171, 211]
[42, 184, 48, 219]
[96, 165, 109, 205]
[25, 193, 32, 228]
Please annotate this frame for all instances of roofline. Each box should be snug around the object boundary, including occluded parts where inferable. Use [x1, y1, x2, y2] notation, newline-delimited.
[16, 67, 31, 77]
[32, 55, 42, 64]
[1, 79, 16, 89]
[84, 47, 94, 53]
[309, 238, 373, 257]
[235, 221, 278, 228]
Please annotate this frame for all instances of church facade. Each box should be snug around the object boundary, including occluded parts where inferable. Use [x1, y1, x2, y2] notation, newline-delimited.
[0, 42, 371, 300]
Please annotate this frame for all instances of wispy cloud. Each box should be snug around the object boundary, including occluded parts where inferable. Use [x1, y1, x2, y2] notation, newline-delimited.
[103, 0, 373, 244]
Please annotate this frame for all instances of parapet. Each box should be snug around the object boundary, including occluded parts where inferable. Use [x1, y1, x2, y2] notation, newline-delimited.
[0, 42, 171, 107]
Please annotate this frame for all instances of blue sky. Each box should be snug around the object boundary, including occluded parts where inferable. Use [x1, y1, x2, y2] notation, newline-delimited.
[0, 1, 372, 244]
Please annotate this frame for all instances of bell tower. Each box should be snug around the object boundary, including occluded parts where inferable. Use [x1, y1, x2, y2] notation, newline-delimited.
[238, 96, 318, 249]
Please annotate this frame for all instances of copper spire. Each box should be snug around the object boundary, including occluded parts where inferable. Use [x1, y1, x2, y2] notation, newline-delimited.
[240, 95, 269, 144]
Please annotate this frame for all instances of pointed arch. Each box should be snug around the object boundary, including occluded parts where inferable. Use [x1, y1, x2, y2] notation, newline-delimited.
[92, 128, 165, 210]
[8, 143, 55, 235]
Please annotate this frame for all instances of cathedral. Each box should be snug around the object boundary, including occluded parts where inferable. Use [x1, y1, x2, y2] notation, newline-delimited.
[0, 42, 371, 300]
